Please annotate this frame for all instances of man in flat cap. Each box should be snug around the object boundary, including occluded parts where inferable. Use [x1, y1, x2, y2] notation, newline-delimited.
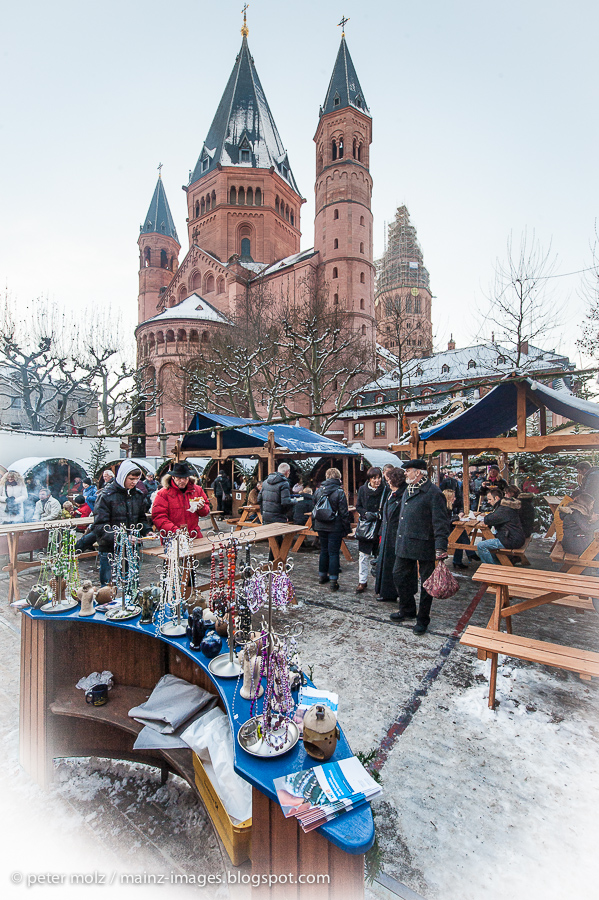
[392, 459, 450, 635]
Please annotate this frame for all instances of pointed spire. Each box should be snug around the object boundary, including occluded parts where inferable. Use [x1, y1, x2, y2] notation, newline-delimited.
[140, 175, 179, 241]
[321, 35, 369, 118]
[189, 36, 299, 193]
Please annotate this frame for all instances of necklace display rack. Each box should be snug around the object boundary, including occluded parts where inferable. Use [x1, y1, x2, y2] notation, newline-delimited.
[38, 522, 81, 613]
[206, 526, 257, 679]
[104, 525, 142, 621]
[235, 554, 303, 758]
[154, 528, 199, 636]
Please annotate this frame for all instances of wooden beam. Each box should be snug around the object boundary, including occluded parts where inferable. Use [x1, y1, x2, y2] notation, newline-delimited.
[539, 405, 547, 436]
[462, 451, 470, 515]
[516, 382, 527, 449]
[267, 430, 276, 474]
[390, 433, 599, 455]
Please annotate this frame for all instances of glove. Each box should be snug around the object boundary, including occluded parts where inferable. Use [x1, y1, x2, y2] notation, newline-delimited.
[436, 550, 448, 559]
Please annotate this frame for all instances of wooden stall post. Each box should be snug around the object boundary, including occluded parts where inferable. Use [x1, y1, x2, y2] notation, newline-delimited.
[516, 382, 527, 449]
[539, 404, 547, 436]
[267, 431, 276, 474]
[462, 451, 470, 515]
[342, 456, 349, 499]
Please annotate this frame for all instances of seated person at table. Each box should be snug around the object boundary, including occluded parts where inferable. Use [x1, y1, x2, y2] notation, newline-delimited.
[73, 494, 92, 530]
[152, 462, 211, 539]
[575, 464, 599, 514]
[33, 488, 62, 522]
[443, 489, 476, 570]
[478, 466, 508, 511]
[477, 488, 525, 565]
[504, 485, 536, 539]
[559, 493, 598, 556]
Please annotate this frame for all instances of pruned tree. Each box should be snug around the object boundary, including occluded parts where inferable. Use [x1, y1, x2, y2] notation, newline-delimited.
[480, 230, 562, 369]
[577, 224, 599, 364]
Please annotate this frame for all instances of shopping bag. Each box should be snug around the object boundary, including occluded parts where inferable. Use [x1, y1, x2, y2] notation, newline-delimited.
[422, 560, 459, 599]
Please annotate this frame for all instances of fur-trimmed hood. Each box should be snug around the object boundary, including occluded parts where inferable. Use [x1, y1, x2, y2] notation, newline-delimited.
[500, 498, 521, 510]
[161, 472, 198, 490]
[560, 497, 593, 517]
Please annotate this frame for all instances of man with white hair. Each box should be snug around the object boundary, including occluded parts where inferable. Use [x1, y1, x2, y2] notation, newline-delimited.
[258, 462, 293, 560]
[33, 488, 62, 522]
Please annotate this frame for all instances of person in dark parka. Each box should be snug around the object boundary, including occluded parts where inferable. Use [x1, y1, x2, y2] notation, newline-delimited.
[312, 467, 351, 592]
[477, 489, 525, 564]
[355, 467, 385, 593]
[375, 467, 406, 602]
[258, 463, 293, 560]
[392, 459, 450, 634]
[559, 493, 598, 556]
[92, 460, 151, 586]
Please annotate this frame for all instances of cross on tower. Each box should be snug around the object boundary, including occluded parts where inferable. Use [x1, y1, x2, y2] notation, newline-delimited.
[338, 15, 349, 35]
[241, 3, 249, 36]
[157, 162, 163, 178]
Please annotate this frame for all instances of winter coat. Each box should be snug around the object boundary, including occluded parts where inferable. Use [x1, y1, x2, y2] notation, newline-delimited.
[440, 476, 463, 512]
[518, 493, 536, 538]
[312, 478, 351, 535]
[151, 474, 211, 538]
[33, 495, 62, 522]
[375, 485, 406, 599]
[212, 473, 232, 498]
[258, 473, 292, 524]
[93, 481, 150, 552]
[559, 504, 598, 556]
[479, 476, 508, 499]
[580, 467, 599, 513]
[144, 478, 159, 497]
[484, 498, 526, 549]
[0, 472, 27, 524]
[292, 492, 314, 527]
[356, 481, 385, 553]
[83, 484, 97, 511]
[394, 479, 450, 561]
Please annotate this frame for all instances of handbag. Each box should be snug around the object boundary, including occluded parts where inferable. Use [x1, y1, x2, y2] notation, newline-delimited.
[313, 492, 337, 524]
[355, 517, 378, 541]
[422, 560, 459, 599]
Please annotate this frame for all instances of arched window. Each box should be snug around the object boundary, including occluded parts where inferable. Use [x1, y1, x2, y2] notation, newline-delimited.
[285, 205, 289, 221]
[212, 190, 216, 207]
[170, 256, 176, 271]
[360, 272, 365, 284]
[414, 297, 421, 313]
[405, 296, 412, 313]
[206, 194, 211, 211]
[157, 331, 164, 344]
[204, 273, 215, 293]
[246, 187, 253, 206]
[255, 188, 261, 206]
[201, 197, 205, 215]
[334, 208, 339, 220]
[195, 201, 200, 217]
[442, 364, 450, 374]
[166, 329, 175, 342]
[238, 187, 245, 205]
[361, 324, 366, 335]
[333, 293, 339, 305]
[333, 238, 338, 249]
[360, 298, 365, 310]
[338, 138, 344, 159]
[241, 237, 251, 259]
[352, 139, 357, 159]
[201, 331, 209, 343]
[275, 197, 280, 214]
[178, 285, 187, 302]
[290, 210, 294, 226]
[160, 249, 168, 269]
[375, 393, 385, 403]
[332, 267, 338, 279]
[360, 242, 364, 253]
[144, 247, 151, 267]
[357, 144, 362, 161]
[230, 186, 236, 205]
[217, 276, 225, 294]
[177, 328, 186, 342]
[468, 359, 477, 369]
[191, 270, 202, 291]
[332, 139, 337, 161]
[190, 330, 199, 343]
[360, 215, 365, 226]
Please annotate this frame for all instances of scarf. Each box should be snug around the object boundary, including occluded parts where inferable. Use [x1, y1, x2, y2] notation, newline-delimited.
[406, 473, 428, 497]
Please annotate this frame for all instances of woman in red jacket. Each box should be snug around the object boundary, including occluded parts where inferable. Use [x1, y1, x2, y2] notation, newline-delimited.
[151, 463, 211, 539]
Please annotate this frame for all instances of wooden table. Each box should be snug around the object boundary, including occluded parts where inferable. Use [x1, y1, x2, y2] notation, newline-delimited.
[448, 517, 532, 567]
[233, 504, 263, 529]
[20, 607, 373, 896]
[0, 518, 94, 604]
[291, 513, 354, 561]
[543, 495, 563, 540]
[461, 564, 599, 707]
[144, 522, 306, 569]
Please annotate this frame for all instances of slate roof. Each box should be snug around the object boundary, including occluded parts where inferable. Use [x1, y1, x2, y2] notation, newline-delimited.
[189, 36, 299, 193]
[140, 177, 179, 241]
[147, 294, 230, 326]
[321, 36, 370, 118]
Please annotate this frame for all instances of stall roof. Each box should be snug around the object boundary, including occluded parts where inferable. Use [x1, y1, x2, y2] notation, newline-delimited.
[409, 379, 599, 443]
[181, 414, 358, 456]
[8, 456, 89, 476]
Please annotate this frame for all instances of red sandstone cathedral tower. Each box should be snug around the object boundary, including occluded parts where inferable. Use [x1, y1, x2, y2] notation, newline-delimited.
[136, 20, 375, 452]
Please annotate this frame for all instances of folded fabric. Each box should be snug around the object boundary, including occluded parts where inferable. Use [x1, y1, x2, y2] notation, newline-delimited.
[128, 674, 216, 734]
[181, 707, 252, 825]
[76, 671, 114, 691]
[132, 697, 218, 750]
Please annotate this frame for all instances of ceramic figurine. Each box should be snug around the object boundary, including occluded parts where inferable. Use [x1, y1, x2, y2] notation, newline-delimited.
[302, 703, 340, 761]
[202, 607, 217, 624]
[215, 615, 229, 637]
[139, 587, 156, 624]
[96, 584, 117, 605]
[77, 580, 96, 617]
[200, 631, 222, 659]
[238, 642, 264, 700]
[189, 608, 209, 650]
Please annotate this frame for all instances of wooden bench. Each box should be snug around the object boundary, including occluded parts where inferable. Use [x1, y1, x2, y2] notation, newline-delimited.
[494, 536, 532, 567]
[461, 625, 599, 707]
[291, 513, 353, 561]
[550, 537, 599, 574]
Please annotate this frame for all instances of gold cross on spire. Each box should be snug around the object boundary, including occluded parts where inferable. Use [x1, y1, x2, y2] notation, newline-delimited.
[241, 3, 249, 37]
[157, 162, 163, 179]
[338, 15, 349, 36]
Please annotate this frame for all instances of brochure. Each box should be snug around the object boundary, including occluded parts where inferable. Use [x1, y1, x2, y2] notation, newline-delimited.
[292, 686, 338, 735]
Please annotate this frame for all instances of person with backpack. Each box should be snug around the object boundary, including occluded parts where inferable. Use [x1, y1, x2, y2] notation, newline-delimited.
[312, 467, 351, 592]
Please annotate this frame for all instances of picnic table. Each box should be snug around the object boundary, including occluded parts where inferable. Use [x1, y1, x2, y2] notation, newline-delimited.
[550, 530, 599, 574]
[461, 564, 599, 707]
[0, 518, 94, 604]
[232, 504, 263, 529]
[291, 512, 354, 561]
[448, 517, 531, 567]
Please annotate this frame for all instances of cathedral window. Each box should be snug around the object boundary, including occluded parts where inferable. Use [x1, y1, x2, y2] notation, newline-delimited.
[414, 297, 421, 313]
[160, 249, 168, 269]
[255, 188, 261, 206]
[247, 187, 253, 205]
[241, 238, 252, 260]
[360, 298, 365, 309]
[144, 247, 151, 266]
[211, 190, 216, 207]
[202, 331, 209, 343]
[230, 187, 237, 205]
[360, 272, 365, 284]
[195, 201, 200, 217]
[205, 273, 215, 293]
[241, 148, 250, 162]
[238, 187, 245, 205]
[332, 139, 337, 161]
[170, 256, 176, 271]
[361, 324, 366, 335]
[334, 208, 339, 220]
[217, 275, 225, 294]
[338, 139, 344, 159]
[201, 197, 205, 215]
[360, 242, 364, 253]
[285, 205, 289, 221]
[352, 139, 357, 159]
[290, 211, 294, 226]
[334, 239, 338, 249]
[405, 297, 412, 313]
[333, 293, 338, 305]
[275, 196, 280, 214]
[360, 215, 365, 226]
[332, 267, 338, 279]
[206, 194, 211, 210]
[166, 329, 175, 342]
[357, 144, 362, 161]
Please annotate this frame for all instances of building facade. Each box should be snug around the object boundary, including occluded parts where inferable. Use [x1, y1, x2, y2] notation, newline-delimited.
[135, 21, 375, 453]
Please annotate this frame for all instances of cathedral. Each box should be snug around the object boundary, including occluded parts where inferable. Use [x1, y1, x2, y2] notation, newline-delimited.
[135, 17, 377, 454]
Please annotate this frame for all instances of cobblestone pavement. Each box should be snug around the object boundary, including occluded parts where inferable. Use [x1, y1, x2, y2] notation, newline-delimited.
[1, 524, 598, 900]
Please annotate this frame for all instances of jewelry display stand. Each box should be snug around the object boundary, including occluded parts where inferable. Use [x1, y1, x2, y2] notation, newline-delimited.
[155, 529, 198, 636]
[39, 523, 80, 614]
[206, 528, 253, 679]
[105, 525, 142, 621]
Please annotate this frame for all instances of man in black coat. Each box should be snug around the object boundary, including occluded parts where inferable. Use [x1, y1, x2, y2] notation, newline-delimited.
[258, 463, 293, 560]
[93, 460, 151, 586]
[392, 459, 450, 635]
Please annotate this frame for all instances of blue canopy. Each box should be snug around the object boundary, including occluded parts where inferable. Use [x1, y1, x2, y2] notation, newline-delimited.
[181, 413, 358, 457]
[415, 379, 599, 443]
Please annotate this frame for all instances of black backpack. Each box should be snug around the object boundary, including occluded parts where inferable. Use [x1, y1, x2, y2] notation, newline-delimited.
[313, 491, 337, 524]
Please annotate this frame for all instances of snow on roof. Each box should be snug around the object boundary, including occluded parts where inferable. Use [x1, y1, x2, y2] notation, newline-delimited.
[259, 248, 318, 278]
[148, 293, 231, 325]
[364, 343, 571, 392]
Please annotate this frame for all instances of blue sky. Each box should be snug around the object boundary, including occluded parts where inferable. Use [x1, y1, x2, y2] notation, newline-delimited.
[1, 0, 597, 365]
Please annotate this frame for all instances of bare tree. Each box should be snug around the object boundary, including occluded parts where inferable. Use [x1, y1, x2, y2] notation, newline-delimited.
[480, 230, 562, 369]
[577, 225, 599, 363]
